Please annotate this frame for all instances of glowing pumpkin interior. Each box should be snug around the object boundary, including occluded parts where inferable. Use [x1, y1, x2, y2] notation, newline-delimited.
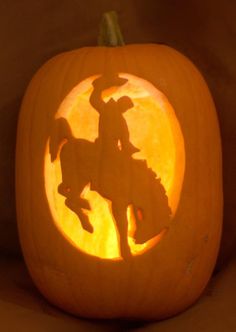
[44, 73, 185, 260]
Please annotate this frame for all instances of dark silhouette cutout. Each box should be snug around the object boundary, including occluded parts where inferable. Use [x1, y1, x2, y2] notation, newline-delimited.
[49, 74, 171, 259]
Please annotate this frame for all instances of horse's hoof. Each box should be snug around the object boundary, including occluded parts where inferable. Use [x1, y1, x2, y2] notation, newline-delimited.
[80, 220, 94, 233]
[84, 223, 94, 233]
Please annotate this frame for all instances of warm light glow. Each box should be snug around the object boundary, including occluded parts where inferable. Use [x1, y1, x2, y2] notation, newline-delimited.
[44, 73, 185, 259]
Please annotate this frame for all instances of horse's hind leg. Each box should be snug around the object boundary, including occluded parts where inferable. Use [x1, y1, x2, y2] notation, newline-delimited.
[112, 203, 131, 259]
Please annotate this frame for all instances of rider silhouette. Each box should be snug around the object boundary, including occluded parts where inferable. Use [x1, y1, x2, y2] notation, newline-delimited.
[89, 74, 139, 258]
[90, 75, 139, 156]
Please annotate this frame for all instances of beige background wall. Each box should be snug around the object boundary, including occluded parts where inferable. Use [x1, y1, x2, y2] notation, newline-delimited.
[0, 0, 235, 266]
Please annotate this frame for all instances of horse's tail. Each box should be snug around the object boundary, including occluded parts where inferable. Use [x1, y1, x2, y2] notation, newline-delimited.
[49, 118, 73, 162]
[130, 159, 172, 243]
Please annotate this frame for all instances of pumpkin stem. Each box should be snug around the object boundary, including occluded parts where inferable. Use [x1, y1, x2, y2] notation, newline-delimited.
[98, 11, 125, 46]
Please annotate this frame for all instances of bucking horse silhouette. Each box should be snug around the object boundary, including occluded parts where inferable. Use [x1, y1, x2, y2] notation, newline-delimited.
[49, 74, 171, 259]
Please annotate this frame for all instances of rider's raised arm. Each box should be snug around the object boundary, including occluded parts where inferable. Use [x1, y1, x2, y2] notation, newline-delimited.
[89, 79, 105, 114]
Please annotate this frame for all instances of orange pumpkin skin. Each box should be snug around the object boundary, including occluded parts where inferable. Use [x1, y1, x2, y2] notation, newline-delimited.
[16, 44, 222, 320]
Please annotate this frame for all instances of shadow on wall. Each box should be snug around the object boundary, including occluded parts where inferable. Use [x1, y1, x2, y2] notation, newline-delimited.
[0, 98, 21, 255]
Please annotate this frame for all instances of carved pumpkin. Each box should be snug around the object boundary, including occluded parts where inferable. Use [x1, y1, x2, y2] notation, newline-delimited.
[16, 12, 222, 320]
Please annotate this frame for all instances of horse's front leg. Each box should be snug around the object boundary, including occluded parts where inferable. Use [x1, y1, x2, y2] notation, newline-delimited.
[65, 196, 93, 233]
[58, 183, 93, 233]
